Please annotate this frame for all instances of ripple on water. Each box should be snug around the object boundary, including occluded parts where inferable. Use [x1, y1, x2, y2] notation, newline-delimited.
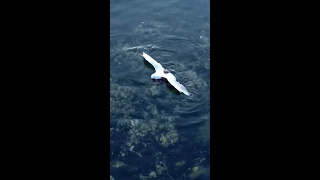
[111, 12, 210, 178]
[110, 36, 209, 128]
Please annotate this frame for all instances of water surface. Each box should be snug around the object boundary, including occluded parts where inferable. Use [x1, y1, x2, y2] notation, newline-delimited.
[110, 0, 210, 179]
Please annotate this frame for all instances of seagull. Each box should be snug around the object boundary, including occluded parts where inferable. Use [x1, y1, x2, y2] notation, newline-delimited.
[142, 52, 190, 96]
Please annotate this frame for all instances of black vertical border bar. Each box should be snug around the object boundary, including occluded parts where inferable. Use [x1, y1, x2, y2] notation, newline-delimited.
[211, 1, 246, 178]
[211, 1, 226, 178]
[210, 1, 298, 178]
[107, 0, 111, 178]
[3, 1, 111, 179]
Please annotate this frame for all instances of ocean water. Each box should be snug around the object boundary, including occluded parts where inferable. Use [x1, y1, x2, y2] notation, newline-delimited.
[110, 0, 210, 179]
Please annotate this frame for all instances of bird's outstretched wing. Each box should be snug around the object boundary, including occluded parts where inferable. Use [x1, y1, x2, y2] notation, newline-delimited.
[142, 52, 164, 71]
[162, 73, 190, 96]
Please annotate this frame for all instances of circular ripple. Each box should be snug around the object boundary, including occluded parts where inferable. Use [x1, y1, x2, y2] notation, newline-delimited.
[111, 36, 210, 127]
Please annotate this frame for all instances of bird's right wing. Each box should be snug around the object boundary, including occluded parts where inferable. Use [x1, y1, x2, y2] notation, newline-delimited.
[142, 52, 164, 71]
[163, 73, 190, 96]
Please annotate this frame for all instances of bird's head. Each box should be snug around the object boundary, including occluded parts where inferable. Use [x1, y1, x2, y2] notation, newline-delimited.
[164, 69, 170, 74]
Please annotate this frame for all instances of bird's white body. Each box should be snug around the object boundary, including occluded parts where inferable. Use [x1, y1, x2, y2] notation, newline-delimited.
[142, 52, 190, 96]
[151, 72, 163, 79]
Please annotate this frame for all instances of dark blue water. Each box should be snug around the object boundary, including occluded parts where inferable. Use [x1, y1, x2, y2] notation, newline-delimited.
[110, 0, 210, 179]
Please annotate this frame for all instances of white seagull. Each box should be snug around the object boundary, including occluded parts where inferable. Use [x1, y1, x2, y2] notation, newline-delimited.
[142, 52, 190, 96]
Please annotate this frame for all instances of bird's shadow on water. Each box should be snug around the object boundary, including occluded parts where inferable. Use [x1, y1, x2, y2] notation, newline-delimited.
[150, 79, 181, 96]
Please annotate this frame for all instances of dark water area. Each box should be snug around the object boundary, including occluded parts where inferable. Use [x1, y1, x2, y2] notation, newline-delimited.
[110, 0, 210, 179]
